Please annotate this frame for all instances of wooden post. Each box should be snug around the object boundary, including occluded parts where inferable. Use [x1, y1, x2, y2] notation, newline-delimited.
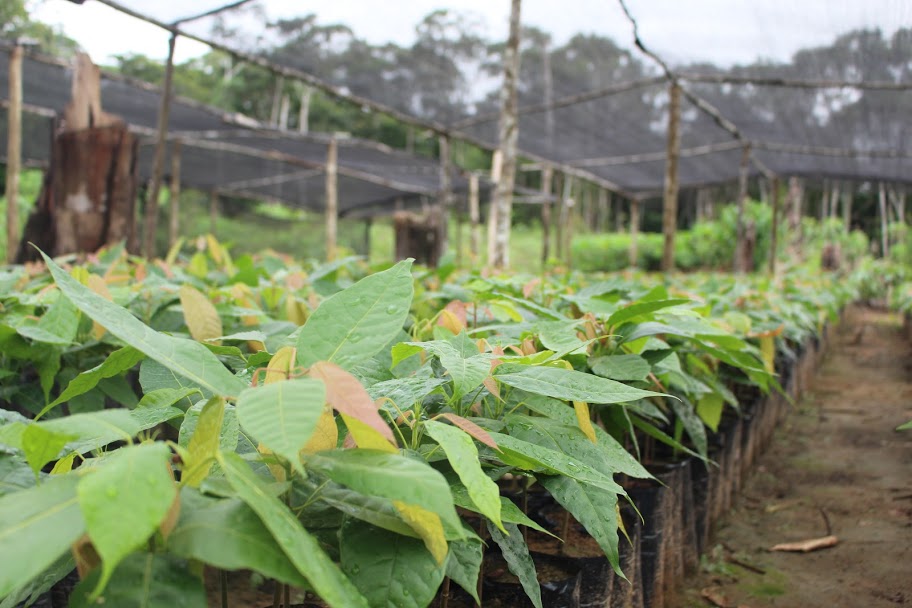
[208, 190, 218, 236]
[830, 181, 841, 219]
[488, 0, 522, 269]
[878, 181, 889, 258]
[269, 76, 284, 126]
[298, 86, 313, 133]
[557, 174, 573, 261]
[325, 137, 338, 261]
[468, 173, 480, 261]
[768, 176, 780, 276]
[842, 186, 852, 232]
[278, 93, 290, 130]
[363, 217, 372, 259]
[733, 143, 751, 273]
[661, 82, 682, 272]
[629, 197, 640, 268]
[597, 188, 609, 233]
[543, 39, 554, 146]
[168, 139, 182, 248]
[540, 164, 553, 264]
[438, 135, 452, 256]
[141, 33, 177, 259]
[5, 44, 23, 264]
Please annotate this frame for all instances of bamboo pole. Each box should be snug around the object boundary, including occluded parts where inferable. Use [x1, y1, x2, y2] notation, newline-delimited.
[468, 172, 480, 261]
[661, 82, 682, 273]
[733, 143, 751, 273]
[325, 137, 338, 261]
[629, 197, 640, 268]
[141, 32, 177, 259]
[878, 181, 889, 258]
[208, 190, 219, 236]
[298, 86, 312, 133]
[5, 44, 23, 264]
[487, 0, 522, 270]
[540, 164, 553, 265]
[768, 176, 780, 276]
[168, 139, 182, 248]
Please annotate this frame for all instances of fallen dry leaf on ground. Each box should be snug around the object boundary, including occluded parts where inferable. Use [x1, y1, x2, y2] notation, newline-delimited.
[770, 535, 838, 552]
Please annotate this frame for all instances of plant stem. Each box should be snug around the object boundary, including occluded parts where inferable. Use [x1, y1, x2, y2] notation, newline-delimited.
[220, 570, 228, 608]
[284, 584, 290, 607]
[560, 509, 572, 554]
[439, 577, 451, 608]
[272, 582, 281, 608]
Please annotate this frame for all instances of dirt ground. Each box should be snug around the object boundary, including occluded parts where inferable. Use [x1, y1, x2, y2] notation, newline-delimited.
[678, 306, 912, 608]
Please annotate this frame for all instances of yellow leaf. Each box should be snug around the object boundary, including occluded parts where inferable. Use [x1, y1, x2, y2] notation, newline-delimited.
[341, 414, 397, 452]
[258, 443, 286, 482]
[436, 309, 464, 336]
[264, 346, 296, 384]
[187, 252, 208, 278]
[573, 401, 597, 443]
[183, 397, 225, 488]
[760, 335, 776, 374]
[308, 362, 396, 444]
[87, 274, 112, 340]
[393, 501, 448, 565]
[179, 284, 223, 344]
[205, 234, 224, 265]
[302, 405, 338, 453]
[285, 295, 309, 326]
[51, 453, 76, 475]
[165, 237, 184, 265]
[70, 266, 90, 286]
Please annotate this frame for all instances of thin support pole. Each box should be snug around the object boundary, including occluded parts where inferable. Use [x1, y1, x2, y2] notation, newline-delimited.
[142, 32, 177, 259]
[208, 190, 218, 236]
[540, 164, 553, 265]
[488, 0, 522, 270]
[168, 139, 182, 248]
[733, 143, 751, 273]
[325, 137, 338, 261]
[768, 176, 780, 276]
[5, 44, 23, 264]
[661, 82, 682, 273]
[438, 135, 452, 256]
[879, 181, 889, 258]
[842, 186, 853, 232]
[629, 198, 640, 268]
[468, 173, 480, 261]
[298, 86, 313, 133]
[597, 188, 608, 233]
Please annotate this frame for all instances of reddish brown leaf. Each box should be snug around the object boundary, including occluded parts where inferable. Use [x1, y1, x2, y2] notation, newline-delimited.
[483, 377, 501, 400]
[308, 361, 395, 444]
[440, 413, 498, 450]
[522, 278, 541, 299]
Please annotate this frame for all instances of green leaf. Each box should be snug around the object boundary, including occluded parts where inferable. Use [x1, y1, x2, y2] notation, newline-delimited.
[340, 518, 446, 608]
[183, 397, 225, 487]
[217, 451, 368, 608]
[139, 359, 210, 407]
[606, 299, 691, 327]
[296, 259, 414, 370]
[41, 251, 247, 398]
[494, 363, 662, 404]
[487, 432, 623, 494]
[0, 553, 74, 608]
[21, 424, 73, 476]
[536, 319, 587, 354]
[40, 347, 145, 418]
[305, 449, 462, 534]
[68, 552, 205, 608]
[424, 420, 502, 531]
[0, 453, 36, 497]
[16, 294, 80, 346]
[538, 474, 624, 577]
[40, 410, 140, 456]
[366, 377, 447, 409]
[446, 537, 484, 603]
[669, 398, 708, 459]
[236, 378, 325, 471]
[169, 489, 310, 589]
[697, 392, 724, 432]
[179, 401, 238, 453]
[295, 476, 417, 538]
[137, 387, 200, 410]
[129, 405, 184, 431]
[488, 522, 542, 608]
[450, 485, 555, 538]
[589, 354, 652, 382]
[0, 475, 85, 598]
[77, 443, 177, 596]
[410, 335, 491, 399]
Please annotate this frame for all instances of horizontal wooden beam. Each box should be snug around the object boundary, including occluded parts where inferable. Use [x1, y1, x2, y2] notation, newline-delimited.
[680, 72, 912, 91]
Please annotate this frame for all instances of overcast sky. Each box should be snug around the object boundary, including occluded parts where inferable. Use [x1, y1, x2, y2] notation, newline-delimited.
[29, 0, 911, 68]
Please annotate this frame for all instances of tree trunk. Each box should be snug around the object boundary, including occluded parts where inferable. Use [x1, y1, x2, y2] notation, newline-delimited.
[487, 0, 522, 270]
[17, 53, 139, 263]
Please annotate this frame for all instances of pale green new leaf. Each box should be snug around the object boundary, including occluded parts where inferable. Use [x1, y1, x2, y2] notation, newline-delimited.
[77, 443, 177, 596]
[0, 475, 84, 598]
[183, 397, 225, 487]
[217, 451, 368, 608]
[340, 519, 446, 608]
[494, 363, 663, 404]
[236, 378, 325, 471]
[296, 259, 414, 370]
[589, 354, 652, 382]
[41, 251, 246, 398]
[21, 425, 73, 476]
[15, 294, 80, 346]
[488, 522, 542, 608]
[424, 420, 502, 531]
[40, 410, 140, 456]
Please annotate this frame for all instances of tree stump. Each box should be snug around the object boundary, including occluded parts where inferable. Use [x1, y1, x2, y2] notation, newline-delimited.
[393, 210, 443, 267]
[16, 53, 138, 262]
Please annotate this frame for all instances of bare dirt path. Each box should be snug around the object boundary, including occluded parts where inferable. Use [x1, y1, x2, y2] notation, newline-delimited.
[679, 306, 912, 608]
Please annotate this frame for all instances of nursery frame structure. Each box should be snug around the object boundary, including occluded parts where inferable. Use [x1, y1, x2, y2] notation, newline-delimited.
[3, 0, 911, 269]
